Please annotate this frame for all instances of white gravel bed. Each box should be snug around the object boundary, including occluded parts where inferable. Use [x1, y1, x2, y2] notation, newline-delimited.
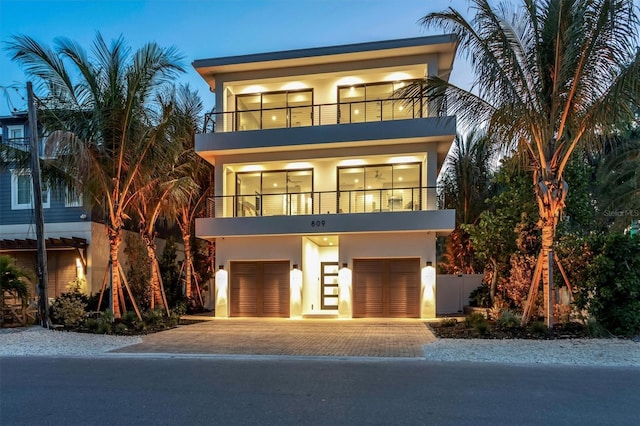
[423, 338, 640, 366]
[0, 326, 142, 357]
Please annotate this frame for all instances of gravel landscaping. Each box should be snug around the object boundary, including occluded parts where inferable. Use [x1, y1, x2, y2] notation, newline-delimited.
[1, 325, 638, 366]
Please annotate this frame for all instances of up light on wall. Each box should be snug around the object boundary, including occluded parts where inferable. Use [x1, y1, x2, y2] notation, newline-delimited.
[290, 264, 303, 319]
[215, 265, 229, 318]
[338, 263, 352, 319]
[421, 261, 436, 318]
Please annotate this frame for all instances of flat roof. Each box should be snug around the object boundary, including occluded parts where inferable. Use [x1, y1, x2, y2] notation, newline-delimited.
[193, 34, 458, 86]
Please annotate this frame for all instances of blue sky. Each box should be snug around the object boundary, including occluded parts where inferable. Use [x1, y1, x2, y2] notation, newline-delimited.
[0, 0, 476, 116]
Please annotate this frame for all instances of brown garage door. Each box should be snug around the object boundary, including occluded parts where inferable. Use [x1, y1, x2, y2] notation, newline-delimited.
[230, 261, 290, 317]
[353, 258, 420, 318]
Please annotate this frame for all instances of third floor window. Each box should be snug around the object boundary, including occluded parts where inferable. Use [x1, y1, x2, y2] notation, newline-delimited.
[236, 89, 313, 131]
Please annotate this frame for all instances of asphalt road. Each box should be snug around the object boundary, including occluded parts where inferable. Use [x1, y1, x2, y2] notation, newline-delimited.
[1, 356, 638, 425]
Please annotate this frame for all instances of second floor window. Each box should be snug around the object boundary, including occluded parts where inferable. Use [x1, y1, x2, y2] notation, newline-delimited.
[236, 89, 313, 131]
[11, 169, 50, 210]
[236, 169, 313, 216]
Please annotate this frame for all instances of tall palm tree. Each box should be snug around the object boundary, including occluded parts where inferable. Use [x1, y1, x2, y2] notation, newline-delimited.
[6, 34, 184, 318]
[410, 0, 640, 321]
[166, 86, 212, 306]
[439, 130, 495, 274]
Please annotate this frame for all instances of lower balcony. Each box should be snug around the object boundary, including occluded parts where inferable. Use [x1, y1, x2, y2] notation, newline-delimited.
[197, 187, 455, 238]
[207, 187, 440, 218]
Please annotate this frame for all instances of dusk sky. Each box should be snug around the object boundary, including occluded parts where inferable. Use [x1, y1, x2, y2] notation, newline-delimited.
[0, 0, 475, 116]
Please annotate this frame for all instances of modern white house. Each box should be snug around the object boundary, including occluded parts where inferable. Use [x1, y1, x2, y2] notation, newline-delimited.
[193, 35, 458, 319]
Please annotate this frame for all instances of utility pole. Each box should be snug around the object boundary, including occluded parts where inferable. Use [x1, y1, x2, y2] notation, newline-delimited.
[27, 82, 49, 327]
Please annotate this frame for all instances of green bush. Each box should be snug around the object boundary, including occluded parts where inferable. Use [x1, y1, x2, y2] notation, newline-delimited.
[577, 234, 640, 337]
[440, 318, 458, 327]
[497, 310, 522, 328]
[475, 320, 491, 335]
[529, 321, 548, 336]
[50, 292, 88, 327]
[464, 312, 487, 327]
[468, 285, 491, 308]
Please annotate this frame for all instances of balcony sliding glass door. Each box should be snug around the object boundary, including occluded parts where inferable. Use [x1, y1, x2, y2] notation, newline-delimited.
[236, 169, 313, 216]
[337, 80, 425, 124]
[337, 163, 421, 213]
[236, 89, 313, 131]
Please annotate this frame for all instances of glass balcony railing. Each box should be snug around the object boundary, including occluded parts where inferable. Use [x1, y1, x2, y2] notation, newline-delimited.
[205, 187, 442, 218]
[202, 97, 438, 133]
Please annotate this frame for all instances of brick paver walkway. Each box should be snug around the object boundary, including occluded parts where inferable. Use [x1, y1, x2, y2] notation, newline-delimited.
[113, 318, 436, 358]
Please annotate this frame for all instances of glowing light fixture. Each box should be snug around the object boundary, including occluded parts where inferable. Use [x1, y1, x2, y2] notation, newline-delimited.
[354, 109, 360, 115]
[272, 115, 277, 121]
[290, 264, 303, 319]
[398, 176, 403, 181]
[215, 265, 229, 318]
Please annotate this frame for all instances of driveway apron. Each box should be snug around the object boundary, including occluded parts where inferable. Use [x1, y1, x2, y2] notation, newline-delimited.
[112, 318, 436, 358]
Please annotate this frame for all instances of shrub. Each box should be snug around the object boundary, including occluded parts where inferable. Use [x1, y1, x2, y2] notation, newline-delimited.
[50, 292, 88, 328]
[585, 319, 610, 338]
[580, 234, 640, 337]
[440, 318, 458, 327]
[497, 310, 522, 328]
[464, 312, 487, 327]
[475, 320, 491, 335]
[114, 323, 128, 335]
[468, 285, 491, 307]
[529, 321, 548, 336]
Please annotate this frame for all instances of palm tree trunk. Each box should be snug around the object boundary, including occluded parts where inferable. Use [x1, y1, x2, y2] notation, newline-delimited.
[540, 217, 555, 326]
[143, 236, 164, 310]
[182, 231, 192, 299]
[107, 227, 123, 318]
[489, 258, 498, 303]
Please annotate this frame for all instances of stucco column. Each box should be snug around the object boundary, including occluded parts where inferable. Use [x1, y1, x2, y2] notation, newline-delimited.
[214, 265, 229, 318]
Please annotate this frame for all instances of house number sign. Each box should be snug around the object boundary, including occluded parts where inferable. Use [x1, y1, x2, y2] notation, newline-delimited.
[311, 219, 326, 227]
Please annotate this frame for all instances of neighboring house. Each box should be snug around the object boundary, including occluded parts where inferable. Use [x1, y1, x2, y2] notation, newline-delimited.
[193, 35, 457, 319]
[0, 112, 109, 299]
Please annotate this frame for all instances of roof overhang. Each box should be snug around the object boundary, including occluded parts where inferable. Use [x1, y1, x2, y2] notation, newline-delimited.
[193, 34, 458, 90]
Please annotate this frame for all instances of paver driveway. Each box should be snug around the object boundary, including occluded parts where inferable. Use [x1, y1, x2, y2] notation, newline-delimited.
[113, 318, 436, 358]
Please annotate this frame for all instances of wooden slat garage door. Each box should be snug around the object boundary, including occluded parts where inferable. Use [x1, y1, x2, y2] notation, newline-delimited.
[353, 258, 420, 318]
[230, 261, 290, 317]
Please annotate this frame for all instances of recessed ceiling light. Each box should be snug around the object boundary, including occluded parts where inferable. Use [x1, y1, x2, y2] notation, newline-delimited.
[398, 176, 403, 181]
[323, 237, 327, 241]
[367, 185, 371, 189]
[398, 105, 404, 111]
[273, 183, 278, 187]
[329, 242, 333, 246]
[354, 179, 359, 183]
[272, 115, 276, 121]
[354, 109, 359, 115]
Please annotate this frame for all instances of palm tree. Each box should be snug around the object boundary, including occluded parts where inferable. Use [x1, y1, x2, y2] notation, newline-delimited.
[0, 255, 32, 326]
[439, 130, 495, 274]
[411, 0, 640, 323]
[7, 34, 184, 318]
[166, 86, 212, 306]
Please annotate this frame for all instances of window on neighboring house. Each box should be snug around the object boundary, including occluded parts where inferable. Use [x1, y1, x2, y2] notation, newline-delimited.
[6, 125, 28, 150]
[64, 186, 83, 208]
[11, 169, 51, 210]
